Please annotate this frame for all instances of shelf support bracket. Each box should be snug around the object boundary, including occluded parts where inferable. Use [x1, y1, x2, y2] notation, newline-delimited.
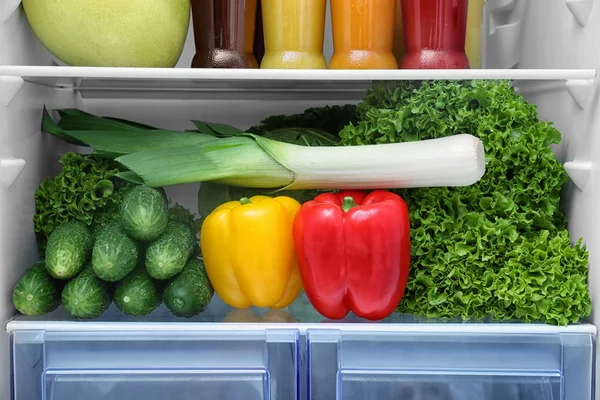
[566, 0, 594, 27]
[0, 76, 24, 107]
[565, 79, 595, 110]
[564, 160, 592, 191]
[0, 0, 22, 23]
[0, 158, 26, 189]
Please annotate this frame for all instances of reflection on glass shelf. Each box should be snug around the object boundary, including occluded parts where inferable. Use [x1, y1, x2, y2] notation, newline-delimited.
[9, 291, 595, 328]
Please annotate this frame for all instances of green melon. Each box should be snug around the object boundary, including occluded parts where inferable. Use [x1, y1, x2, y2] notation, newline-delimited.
[22, 0, 190, 67]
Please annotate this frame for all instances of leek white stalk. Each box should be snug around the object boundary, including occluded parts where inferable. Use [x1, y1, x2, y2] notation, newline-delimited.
[257, 134, 485, 189]
[116, 134, 485, 189]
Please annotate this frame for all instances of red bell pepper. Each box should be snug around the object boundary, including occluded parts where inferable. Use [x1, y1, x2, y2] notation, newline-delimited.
[292, 190, 411, 321]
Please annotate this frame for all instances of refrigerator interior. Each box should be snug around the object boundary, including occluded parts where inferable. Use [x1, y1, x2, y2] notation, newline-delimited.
[1, 0, 600, 399]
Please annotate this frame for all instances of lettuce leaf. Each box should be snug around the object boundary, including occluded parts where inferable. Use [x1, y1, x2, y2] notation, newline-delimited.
[34, 152, 133, 251]
[340, 80, 591, 325]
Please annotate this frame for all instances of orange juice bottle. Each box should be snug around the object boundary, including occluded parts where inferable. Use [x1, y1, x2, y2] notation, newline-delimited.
[330, 0, 398, 69]
[260, 0, 327, 69]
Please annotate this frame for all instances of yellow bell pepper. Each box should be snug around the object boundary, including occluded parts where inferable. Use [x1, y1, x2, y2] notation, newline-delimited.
[200, 195, 303, 309]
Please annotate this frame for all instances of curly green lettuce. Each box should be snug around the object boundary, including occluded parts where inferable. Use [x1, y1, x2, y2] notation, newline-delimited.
[339, 80, 591, 325]
[168, 203, 202, 233]
[34, 152, 133, 250]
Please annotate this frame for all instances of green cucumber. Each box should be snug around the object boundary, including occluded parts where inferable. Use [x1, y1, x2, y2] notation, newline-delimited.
[62, 267, 111, 319]
[92, 223, 138, 282]
[119, 185, 168, 241]
[12, 262, 62, 316]
[45, 220, 93, 279]
[164, 258, 214, 318]
[145, 220, 195, 280]
[114, 268, 162, 316]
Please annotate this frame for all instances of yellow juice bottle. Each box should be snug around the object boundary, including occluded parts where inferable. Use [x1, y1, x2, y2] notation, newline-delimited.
[260, 0, 328, 69]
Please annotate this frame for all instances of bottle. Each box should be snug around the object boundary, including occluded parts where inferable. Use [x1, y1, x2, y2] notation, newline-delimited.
[393, 0, 406, 67]
[260, 0, 328, 69]
[330, 0, 398, 69]
[191, 0, 258, 69]
[254, 0, 265, 65]
[466, 0, 485, 68]
[400, 0, 470, 69]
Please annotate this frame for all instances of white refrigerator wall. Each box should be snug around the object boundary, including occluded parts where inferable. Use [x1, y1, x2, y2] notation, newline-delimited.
[482, 0, 600, 359]
[0, 0, 599, 400]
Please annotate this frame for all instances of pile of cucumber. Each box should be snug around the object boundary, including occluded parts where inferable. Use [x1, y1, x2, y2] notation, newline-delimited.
[12, 186, 214, 319]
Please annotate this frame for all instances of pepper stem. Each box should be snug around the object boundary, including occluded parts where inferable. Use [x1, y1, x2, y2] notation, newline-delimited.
[239, 197, 252, 205]
[341, 196, 357, 213]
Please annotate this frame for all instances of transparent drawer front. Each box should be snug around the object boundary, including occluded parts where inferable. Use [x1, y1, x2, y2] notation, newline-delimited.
[11, 329, 299, 400]
[44, 371, 266, 400]
[306, 329, 594, 400]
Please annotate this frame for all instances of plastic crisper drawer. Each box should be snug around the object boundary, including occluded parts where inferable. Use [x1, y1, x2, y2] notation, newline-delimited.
[8, 296, 596, 400]
[307, 325, 596, 400]
[10, 324, 299, 400]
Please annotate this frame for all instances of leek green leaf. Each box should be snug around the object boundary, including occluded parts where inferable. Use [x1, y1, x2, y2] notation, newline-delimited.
[103, 117, 158, 130]
[55, 130, 216, 158]
[115, 137, 293, 188]
[192, 121, 244, 137]
[261, 128, 339, 146]
[114, 171, 146, 185]
[56, 109, 159, 130]
[58, 114, 144, 132]
[42, 108, 87, 146]
[57, 109, 95, 118]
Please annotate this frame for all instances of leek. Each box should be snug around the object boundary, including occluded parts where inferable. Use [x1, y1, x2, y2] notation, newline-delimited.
[116, 136, 294, 188]
[43, 109, 486, 190]
[115, 133, 485, 189]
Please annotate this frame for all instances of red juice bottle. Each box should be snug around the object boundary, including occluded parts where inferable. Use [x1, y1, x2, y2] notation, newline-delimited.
[400, 0, 470, 69]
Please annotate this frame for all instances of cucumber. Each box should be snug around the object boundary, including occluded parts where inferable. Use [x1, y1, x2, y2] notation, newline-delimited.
[12, 262, 62, 316]
[145, 220, 195, 280]
[164, 258, 214, 318]
[120, 185, 168, 241]
[62, 267, 111, 319]
[114, 268, 162, 316]
[92, 223, 138, 282]
[45, 220, 93, 279]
